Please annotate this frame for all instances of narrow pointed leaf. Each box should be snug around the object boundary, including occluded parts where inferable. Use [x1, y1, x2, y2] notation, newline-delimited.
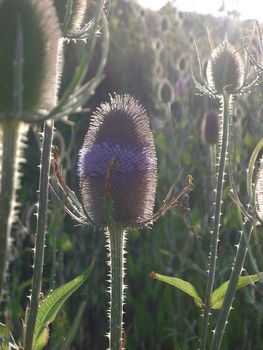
[61, 300, 87, 350]
[32, 265, 93, 349]
[0, 323, 10, 350]
[211, 272, 263, 309]
[151, 272, 203, 308]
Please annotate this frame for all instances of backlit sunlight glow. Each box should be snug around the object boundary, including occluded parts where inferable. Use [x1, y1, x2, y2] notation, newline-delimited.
[137, 0, 263, 22]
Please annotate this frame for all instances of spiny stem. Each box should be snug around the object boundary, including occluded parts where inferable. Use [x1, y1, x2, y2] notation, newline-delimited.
[0, 121, 25, 301]
[24, 121, 54, 350]
[106, 225, 127, 350]
[210, 219, 254, 350]
[200, 93, 231, 350]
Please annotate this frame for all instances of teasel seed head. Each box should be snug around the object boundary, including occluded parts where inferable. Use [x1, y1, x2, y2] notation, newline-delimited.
[206, 37, 244, 95]
[78, 94, 157, 227]
[161, 15, 170, 31]
[54, 0, 88, 33]
[158, 79, 174, 104]
[201, 109, 220, 145]
[0, 0, 61, 112]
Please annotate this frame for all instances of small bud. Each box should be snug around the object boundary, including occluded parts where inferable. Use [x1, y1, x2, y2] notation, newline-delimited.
[206, 37, 244, 95]
[78, 94, 157, 227]
[201, 109, 220, 145]
[0, 0, 61, 112]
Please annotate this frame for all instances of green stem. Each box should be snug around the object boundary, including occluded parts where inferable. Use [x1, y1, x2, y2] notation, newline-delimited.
[106, 225, 127, 350]
[210, 220, 254, 350]
[200, 94, 231, 350]
[0, 121, 24, 301]
[24, 121, 54, 350]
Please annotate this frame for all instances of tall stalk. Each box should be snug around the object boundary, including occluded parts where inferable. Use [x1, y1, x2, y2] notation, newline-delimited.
[0, 121, 27, 301]
[200, 93, 231, 350]
[24, 121, 54, 350]
[210, 219, 254, 350]
[106, 224, 127, 350]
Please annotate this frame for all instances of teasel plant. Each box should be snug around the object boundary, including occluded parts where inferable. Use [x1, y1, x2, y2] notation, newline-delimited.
[192, 35, 262, 349]
[51, 93, 194, 350]
[24, 1, 109, 350]
[0, 0, 109, 349]
[150, 34, 263, 349]
[209, 29, 263, 349]
[0, 0, 61, 303]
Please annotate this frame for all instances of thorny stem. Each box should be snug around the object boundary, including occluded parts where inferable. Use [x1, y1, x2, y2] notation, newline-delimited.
[210, 220, 254, 350]
[0, 121, 23, 301]
[24, 121, 54, 350]
[106, 224, 127, 350]
[200, 93, 231, 350]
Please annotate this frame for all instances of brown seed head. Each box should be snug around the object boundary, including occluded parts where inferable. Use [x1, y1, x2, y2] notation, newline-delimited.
[206, 37, 244, 95]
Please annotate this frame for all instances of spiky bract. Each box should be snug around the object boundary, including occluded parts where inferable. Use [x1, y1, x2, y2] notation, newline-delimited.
[78, 94, 157, 227]
[0, 0, 61, 112]
[206, 38, 244, 95]
[201, 109, 220, 145]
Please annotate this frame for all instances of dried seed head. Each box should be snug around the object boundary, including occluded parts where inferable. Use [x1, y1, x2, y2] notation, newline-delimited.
[161, 15, 170, 31]
[78, 94, 157, 227]
[201, 109, 220, 145]
[206, 37, 244, 95]
[54, 0, 88, 32]
[158, 79, 174, 104]
[256, 158, 263, 221]
[0, 0, 61, 112]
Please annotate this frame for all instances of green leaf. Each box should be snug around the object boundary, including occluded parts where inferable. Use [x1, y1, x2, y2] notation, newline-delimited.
[32, 265, 93, 350]
[0, 323, 10, 350]
[211, 272, 263, 309]
[62, 300, 87, 350]
[151, 272, 203, 308]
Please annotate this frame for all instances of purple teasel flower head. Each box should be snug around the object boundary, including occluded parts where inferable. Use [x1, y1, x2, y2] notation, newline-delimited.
[78, 94, 158, 227]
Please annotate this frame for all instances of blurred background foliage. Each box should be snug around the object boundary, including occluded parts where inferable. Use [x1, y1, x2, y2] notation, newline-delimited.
[6, 0, 263, 349]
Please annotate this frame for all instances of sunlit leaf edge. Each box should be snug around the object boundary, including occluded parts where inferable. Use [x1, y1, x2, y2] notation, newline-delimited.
[151, 272, 203, 308]
[211, 272, 263, 309]
[32, 265, 93, 349]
